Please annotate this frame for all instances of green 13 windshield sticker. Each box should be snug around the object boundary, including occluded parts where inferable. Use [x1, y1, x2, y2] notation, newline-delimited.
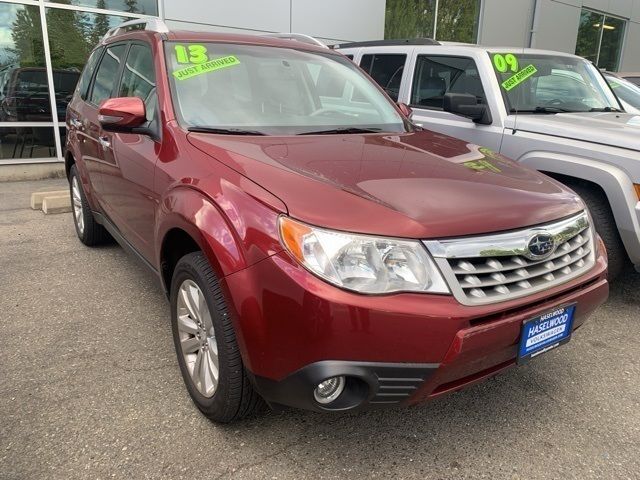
[175, 44, 209, 64]
[501, 64, 538, 91]
[173, 55, 241, 81]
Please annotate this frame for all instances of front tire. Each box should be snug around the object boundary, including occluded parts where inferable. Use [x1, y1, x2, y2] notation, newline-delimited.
[69, 164, 110, 246]
[170, 252, 264, 423]
[569, 183, 629, 280]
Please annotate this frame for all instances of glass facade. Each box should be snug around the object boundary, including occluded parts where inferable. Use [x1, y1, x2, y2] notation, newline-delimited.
[0, 0, 157, 163]
[575, 8, 626, 72]
[384, 0, 480, 44]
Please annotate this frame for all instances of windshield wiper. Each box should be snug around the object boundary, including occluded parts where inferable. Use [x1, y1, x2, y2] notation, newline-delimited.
[510, 106, 572, 114]
[589, 106, 623, 112]
[188, 126, 267, 135]
[298, 127, 383, 135]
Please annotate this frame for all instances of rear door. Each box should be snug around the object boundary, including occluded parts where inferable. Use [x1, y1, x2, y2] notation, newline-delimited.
[407, 54, 503, 150]
[98, 41, 160, 263]
[357, 49, 411, 103]
[66, 47, 104, 198]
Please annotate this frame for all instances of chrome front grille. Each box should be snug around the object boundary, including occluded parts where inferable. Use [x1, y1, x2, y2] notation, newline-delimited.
[424, 212, 596, 306]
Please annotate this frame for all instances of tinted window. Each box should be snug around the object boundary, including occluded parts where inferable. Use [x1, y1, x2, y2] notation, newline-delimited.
[119, 43, 156, 121]
[411, 55, 485, 109]
[625, 77, 640, 87]
[89, 44, 126, 105]
[360, 54, 406, 101]
[76, 48, 102, 100]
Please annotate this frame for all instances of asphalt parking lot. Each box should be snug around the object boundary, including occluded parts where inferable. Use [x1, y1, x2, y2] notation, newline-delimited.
[1, 178, 639, 480]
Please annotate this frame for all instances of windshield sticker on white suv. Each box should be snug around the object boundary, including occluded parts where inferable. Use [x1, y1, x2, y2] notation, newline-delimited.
[173, 55, 241, 81]
[492, 53, 519, 73]
[501, 65, 538, 91]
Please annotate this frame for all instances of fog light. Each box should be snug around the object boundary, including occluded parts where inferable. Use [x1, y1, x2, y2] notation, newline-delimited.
[313, 376, 345, 404]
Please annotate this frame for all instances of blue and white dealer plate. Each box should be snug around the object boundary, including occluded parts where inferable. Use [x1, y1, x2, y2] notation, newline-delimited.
[517, 304, 576, 363]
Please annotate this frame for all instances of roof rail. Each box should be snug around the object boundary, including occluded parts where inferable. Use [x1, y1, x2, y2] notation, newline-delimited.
[331, 38, 440, 49]
[102, 18, 169, 42]
[261, 32, 328, 49]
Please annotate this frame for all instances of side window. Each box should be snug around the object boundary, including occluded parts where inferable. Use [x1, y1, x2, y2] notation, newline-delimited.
[359, 53, 406, 101]
[411, 56, 486, 109]
[77, 48, 102, 100]
[89, 44, 126, 105]
[119, 43, 157, 121]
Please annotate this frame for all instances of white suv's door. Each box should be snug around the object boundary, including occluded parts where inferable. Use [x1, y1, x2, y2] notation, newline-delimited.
[406, 53, 504, 151]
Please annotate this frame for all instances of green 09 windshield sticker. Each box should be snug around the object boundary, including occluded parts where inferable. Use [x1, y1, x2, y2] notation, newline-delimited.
[173, 55, 241, 81]
[492, 53, 519, 73]
[501, 64, 538, 91]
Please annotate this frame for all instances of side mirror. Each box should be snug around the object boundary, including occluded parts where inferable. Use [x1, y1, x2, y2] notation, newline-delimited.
[99, 97, 146, 132]
[397, 102, 413, 119]
[443, 93, 492, 125]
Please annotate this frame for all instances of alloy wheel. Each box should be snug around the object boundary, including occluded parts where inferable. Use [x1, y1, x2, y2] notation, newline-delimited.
[71, 176, 84, 235]
[176, 279, 219, 397]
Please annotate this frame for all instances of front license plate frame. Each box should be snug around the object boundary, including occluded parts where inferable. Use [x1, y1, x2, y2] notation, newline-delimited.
[517, 303, 577, 364]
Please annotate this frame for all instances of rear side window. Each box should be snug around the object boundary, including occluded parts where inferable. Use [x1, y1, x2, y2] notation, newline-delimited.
[77, 48, 102, 100]
[411, 55, 486, 109]
[89, 44, 126, 105]
[360, 53, 406, 101]
[626, 77, 640, 87]
[119, 43, 157, 121]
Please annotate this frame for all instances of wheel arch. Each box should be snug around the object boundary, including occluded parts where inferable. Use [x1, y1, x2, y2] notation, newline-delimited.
[156, 186, 248, 296]
[520, 151, 640, 265]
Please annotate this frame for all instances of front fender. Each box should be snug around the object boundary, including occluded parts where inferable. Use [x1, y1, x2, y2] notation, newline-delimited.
[155, 181, 285, 282]
[519, 151, 640, 265]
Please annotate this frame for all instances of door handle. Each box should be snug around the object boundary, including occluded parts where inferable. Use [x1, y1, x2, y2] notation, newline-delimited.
[69, 118, 83, 129]
[98, 136, 111, 150]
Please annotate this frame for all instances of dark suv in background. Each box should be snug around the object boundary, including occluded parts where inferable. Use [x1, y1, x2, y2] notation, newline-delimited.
[65, 20, 608, 423]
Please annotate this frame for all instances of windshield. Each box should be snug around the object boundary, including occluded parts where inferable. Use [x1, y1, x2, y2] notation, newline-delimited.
[489, 52, 620, 113]
[606, 74, 640, 110]
[165, 42, 407, 135]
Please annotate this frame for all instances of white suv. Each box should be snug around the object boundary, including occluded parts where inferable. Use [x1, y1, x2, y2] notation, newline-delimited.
[335, 40, 640, 279]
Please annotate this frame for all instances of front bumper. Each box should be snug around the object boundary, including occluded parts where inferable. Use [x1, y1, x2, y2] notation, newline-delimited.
[223, 245, 608, 412]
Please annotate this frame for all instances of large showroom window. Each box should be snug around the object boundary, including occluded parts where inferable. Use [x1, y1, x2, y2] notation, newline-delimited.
[384, 0, 481, 44]
[0, 0, 158, 164]
[575, 8, 626, 72]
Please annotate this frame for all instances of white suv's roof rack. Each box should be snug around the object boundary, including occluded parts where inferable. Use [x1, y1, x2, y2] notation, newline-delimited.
[261, 32, 328, 49]
[102, 18, 169, 42]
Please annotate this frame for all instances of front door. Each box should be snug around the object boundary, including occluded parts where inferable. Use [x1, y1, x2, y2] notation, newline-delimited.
[407, 54, 503, 151]
[98, 42, 160, 263]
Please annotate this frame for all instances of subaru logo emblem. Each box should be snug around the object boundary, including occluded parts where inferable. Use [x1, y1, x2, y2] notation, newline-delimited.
[527, 233, 556, 259]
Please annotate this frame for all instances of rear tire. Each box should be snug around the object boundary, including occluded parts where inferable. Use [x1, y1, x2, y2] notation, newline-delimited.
[69, 164, 110, 246]
[569, 182, 628, 280]
[170, 251, 264, 423]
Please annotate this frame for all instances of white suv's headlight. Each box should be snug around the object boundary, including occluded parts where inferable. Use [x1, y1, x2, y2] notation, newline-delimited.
[279, 216, 449, 294]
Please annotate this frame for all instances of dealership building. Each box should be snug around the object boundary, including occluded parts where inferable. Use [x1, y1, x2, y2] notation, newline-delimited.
[0, 0, 639, 172]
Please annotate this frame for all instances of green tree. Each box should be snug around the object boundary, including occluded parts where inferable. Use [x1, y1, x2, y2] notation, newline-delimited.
[124, 0, 140, 14]
[47, 8, 90, 69]
[436, 0, 480, 43]
[9, 6, 45, 67]
[385, 0, 435, 39]
[91, 0, 111, 46]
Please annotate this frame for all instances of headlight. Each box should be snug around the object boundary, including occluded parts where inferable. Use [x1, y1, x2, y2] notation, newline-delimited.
[278, 216, 449, 294]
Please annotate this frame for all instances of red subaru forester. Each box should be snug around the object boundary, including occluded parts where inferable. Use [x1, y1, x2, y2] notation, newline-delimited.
[65, 20, 608, 422]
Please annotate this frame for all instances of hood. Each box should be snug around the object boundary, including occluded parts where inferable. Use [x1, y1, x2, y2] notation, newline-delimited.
[187, 130, 583, 239]
[507, 112, 640, 152]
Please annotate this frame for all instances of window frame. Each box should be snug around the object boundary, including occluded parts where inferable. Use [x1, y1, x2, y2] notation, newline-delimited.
[87, 41, 130, 108]
[575, 7, 628, 71]
[408, 54, 488, 112]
